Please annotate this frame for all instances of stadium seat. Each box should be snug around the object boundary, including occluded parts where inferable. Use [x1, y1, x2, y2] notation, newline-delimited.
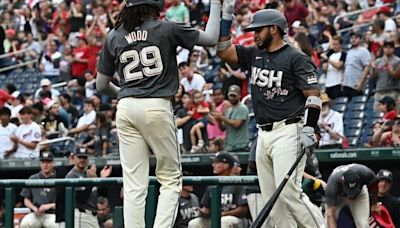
[332, 103, 346, 113]
[334, 97, 349, 105]
[366, 111, 383, 119]
[350, 95, 367, 103]
[347, 103, 365, 112]
[344, 111, 364, 120]
[346, 137, 359, 147]
[344, 129, 361, 138]
[345, 119, 363, 129]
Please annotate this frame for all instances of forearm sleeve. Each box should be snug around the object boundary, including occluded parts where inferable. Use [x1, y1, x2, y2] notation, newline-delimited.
[96, 73, 120, 98]
[196, 0, 221, 46]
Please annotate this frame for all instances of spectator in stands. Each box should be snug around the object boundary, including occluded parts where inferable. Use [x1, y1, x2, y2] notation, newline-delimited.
[356, 0, 379, 24]
[377, 117, 400, 147]
[207, 87, 229, 141]
[365, 120, 384, 147]
[378, 96, 398, 121]
[66, 147, 112, 228]
[188, 152, 249, 228]
[69, 98, 96, 135]
[370, 40, 400, 111]
[22, 32, 42, 63]
[19, 151, 57, 228]
[376, 169, 400, 227]
[59, 93, 79, 127]
[34, 78, 61, 101]
[0, 107, 17, 158]
[325, 163, 379, 228]
[321, 35, 346, 99]
[93, 112, 112, 157]
[84, 70, 96, 98]
[97, 196, 113, 228]
[218, 62, 247, 99]
[179, 61, 206, 94]
[231, 155, 241, 175]
[10, 106, 41, 159]
[71, 34, 90, 86]
[40, 38, 62, 77]
[42, 100, 68, 139]
[7, 91, 24, 118]
[166, 0, 190, 24]
[378, 6, 397, 33]
[342, 32, 371, 99]
[318, 92, 344, 149]
[211, 85, 249, 152]
[293, 32, 313, 58]
[369, 19, 390, 57]
[176, 92, 193, 153]
[0, 84, 14, 108]
[174, 171, 200, 228]
[189, 90, 209, 153]
[206, 137, 224, 153]
[31, 102, 45, 125]
[282, 0, 309, 36]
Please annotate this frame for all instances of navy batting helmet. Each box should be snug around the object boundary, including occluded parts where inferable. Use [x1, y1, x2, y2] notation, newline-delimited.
[244, 9, 288, 34]
[126, 0, 165, 10]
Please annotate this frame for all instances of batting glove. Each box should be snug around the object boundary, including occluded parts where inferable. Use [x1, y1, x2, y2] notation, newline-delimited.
[300, 126, 317, 149]
[222, 0, 235, 20]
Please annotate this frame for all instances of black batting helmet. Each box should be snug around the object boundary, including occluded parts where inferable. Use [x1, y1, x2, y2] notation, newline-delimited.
[244, 9, 288, 34]
[126, 0, 164, 10]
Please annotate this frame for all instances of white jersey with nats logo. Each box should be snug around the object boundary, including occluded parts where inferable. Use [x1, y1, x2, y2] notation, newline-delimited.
[15, 122, 41, 158]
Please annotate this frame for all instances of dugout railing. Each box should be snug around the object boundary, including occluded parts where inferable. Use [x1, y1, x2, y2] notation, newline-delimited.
[0, 176, 259, 228]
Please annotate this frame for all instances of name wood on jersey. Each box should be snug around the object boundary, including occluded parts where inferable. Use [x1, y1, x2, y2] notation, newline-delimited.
[250, 66, 283, 88]
[125, 30, 148, 44]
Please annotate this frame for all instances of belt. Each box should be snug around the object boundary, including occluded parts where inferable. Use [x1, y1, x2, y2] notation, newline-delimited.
[258, 117, 302, 132]
[78, 208, 97, 216]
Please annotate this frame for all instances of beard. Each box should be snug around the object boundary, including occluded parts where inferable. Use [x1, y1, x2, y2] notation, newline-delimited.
[257, 32, 273, 50]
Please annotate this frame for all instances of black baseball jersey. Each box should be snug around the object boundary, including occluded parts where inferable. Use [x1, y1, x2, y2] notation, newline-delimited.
[325, 164, 377, 206]
[236, 44, 320, 124]
[174, 193, 200, 228]
[65, 168, 98, 211]
[20, 172, 56, 213]
[201, 185, 247, 213]
[97, 19, 200, 100]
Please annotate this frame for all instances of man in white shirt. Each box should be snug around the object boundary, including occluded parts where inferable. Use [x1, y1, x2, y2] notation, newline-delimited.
[11, 107, 42, 159]
[69, 99, 96, 135]
[318, 92, 344, 149]
[0, 107, 17, 158]
[34, 78, 61, 101]
[378, 7, 397, 33]
[179, 61, 206, 94]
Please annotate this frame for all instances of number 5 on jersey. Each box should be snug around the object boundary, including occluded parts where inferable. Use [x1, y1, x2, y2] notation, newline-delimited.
[120, 45, 163, 81]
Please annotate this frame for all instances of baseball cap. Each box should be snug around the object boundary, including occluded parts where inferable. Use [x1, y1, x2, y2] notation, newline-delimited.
[40, 151, 54, 161]
[213, 152, 235, 167]
[292, 20, 301, 29]
[228, 85, 241, 97]
[11, 91, 21, 99]
[377, 169, 393, 182]
[341, 169, 362, 198]
[320, 92, 330, 104]
[75, 147, 89, 157]
[378, 6, 391, 14]
[40, 78, 52, 87]
[379, 96, 396, 107]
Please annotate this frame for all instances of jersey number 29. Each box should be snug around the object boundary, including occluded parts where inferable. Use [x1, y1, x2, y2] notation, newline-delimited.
[120, 45, 163, 81]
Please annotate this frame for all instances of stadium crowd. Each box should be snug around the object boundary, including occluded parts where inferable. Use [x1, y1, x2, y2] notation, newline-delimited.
[0, 0, 399, 227]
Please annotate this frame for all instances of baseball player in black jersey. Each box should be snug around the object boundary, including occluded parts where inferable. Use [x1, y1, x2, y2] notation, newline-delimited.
[216, 8, 325, 227]
[95, 0, 222, 227]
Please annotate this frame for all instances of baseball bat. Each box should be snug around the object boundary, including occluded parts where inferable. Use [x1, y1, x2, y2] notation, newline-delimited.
[250, 148, 308, 228]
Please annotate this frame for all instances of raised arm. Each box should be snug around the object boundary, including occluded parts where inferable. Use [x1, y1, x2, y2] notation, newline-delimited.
[195, 0, 221, 46]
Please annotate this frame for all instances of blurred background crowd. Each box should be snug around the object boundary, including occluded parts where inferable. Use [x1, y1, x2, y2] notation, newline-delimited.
[0, 0, 399, 159]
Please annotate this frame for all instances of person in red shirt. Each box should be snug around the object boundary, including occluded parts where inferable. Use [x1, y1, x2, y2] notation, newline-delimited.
[189, 90, 210, 153]
[379, 96, 398, 121]
[71, 35, 90, 86]
[283, 0, 309, 36]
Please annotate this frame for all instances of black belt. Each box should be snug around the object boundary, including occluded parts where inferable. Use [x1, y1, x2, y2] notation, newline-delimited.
[78, 208, 97, 216]
[258, 117, 302, 132]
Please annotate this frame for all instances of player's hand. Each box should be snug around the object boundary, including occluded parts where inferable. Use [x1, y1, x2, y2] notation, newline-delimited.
[100, 165, 112, 178]
[300, 126, 317, 149]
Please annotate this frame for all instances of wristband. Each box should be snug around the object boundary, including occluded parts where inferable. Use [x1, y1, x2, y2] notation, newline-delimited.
[219, 18, 233, 37]
[216, 39, 232, 51]
[304, 96, 321, 128]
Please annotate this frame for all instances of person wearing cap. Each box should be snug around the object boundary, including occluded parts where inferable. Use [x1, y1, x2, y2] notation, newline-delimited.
[211, 85, 249, 152]
[65, 147, 112, 228]
[317, 92, 344, 149]
[42, 100, 69, 139]
[19, 151, 57, 228]
[342, 31, 371, 99]
[377, 169, 400, 227]
[6, 90, 24, 118]
[0, 107, 17, 158]
[370, 39, 400, 111]
[34, 78, 61, 101]
[325, 163, 379, 228]
[377, 6, 396, 33]
[10, 106, 41, 159]
[188, 152, 249, 228]
[69, 98, 96, 135]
